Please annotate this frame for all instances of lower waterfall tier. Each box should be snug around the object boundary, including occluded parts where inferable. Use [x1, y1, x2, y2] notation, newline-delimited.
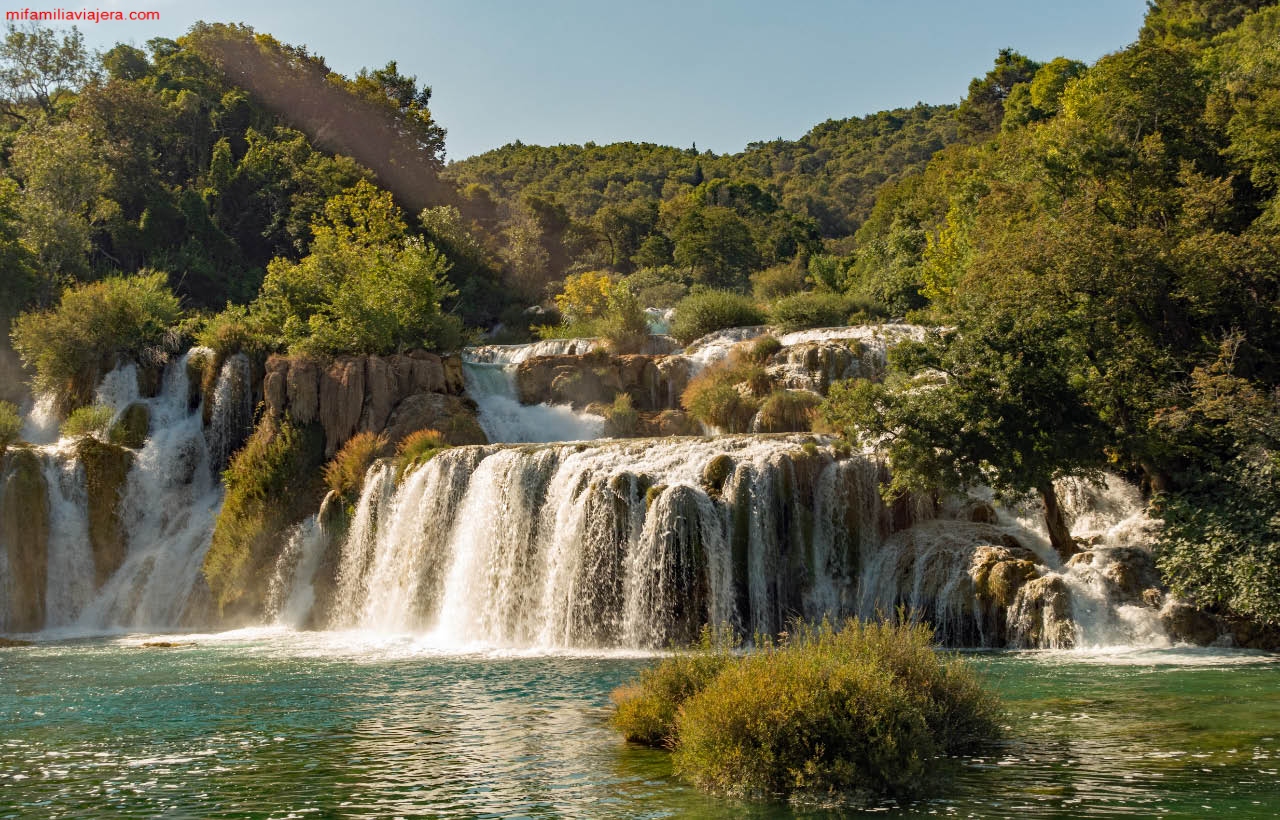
[271, 436, 1174, 650]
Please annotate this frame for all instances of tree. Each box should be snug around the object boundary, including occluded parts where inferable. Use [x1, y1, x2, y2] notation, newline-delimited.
[955, 49, 1041, 137]
[821, 320, 1108, 560]
[250, 180, 460, 355]
[0, 23, 92, 119]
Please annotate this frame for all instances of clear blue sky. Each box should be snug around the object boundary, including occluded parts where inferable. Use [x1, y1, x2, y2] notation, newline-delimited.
[72, 0, 1148, 160]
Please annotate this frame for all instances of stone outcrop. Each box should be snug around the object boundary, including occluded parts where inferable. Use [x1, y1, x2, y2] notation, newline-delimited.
[108, 402, 150, 450]
[263, 351, 476, 455]
[1, 448, 49, 632]
[76, 438, 134, 589]
[516, 353, 690, 411]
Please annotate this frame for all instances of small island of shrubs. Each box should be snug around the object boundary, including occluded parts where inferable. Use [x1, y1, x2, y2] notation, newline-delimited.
[611, 619, 1001, 804]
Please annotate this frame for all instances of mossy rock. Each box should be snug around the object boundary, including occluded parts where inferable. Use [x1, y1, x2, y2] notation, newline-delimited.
[702, 454, 734, 493]
[75, 437, 134, 588]
[0, 637, 34, 647]
[1, 448, 49, 632]
[645, 483, 667, 509]
[108, 402, 151, 449]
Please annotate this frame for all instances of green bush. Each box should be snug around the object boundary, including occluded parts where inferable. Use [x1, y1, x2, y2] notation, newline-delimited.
[681, 359, 771, 433]
[624, 267, 688, 309]
[11, 271, 182, 412]
[603, 392, 639, 437]
[0, 401, 20, 452]
[636, 620, 1002, 802]
[768, 290, 854, 333]
[195, 304, 276, 359]
[669, 290, 766, 345]
[747, 335, 782, 363]
[323, 431, 388, 499]
[611, 637, 735, 747]
[60, 404, 114, 439]
[395, 428, 448, 479]
[756, 389, 821, 433]
[597, 283, 651, 354]
[751, 263, 807, 301]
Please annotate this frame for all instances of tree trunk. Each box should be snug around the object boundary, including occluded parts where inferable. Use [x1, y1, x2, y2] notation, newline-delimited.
[1039, 482, 1078, 562]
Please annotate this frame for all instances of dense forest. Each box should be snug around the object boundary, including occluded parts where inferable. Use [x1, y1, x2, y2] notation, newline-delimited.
[1, 0, 1278, 630]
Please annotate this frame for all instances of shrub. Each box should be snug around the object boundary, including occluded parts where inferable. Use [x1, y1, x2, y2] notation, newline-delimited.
[751, 263, 807, 301]
[323, 431, 388, 499]
[0, 401, 20, 452]
[769, 290, 854, 333]
[396, 428, 448, 479]
[665, 620, 1001, 801]
[747, 335, 782, 363]
[611, 644, 735, 747]
[669, 290, 766, 345]
[681, 353, 773, 433]
[597, 283, 651, 354]
[60, 404, 114, 439]
[11, 271, 182, 412]
[603, 392, 639, 437]
[624, 267, 688, 309]
[195, 304, 276, 359]
[756, 390, 821, 433]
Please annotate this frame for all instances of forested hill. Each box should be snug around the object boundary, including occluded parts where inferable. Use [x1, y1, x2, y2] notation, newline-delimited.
[446, 103, 959, 239]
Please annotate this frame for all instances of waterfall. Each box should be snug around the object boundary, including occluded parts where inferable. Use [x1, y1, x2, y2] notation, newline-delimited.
[74, 352, 227, 631]
[265, 516, 329, 629]
[462, 344, 605, 443]
[204, 353, 254, 475]
[310, 437, 898, 648]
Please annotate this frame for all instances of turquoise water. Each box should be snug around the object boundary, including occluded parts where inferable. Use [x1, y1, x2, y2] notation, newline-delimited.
[1, 630, 1278, 818]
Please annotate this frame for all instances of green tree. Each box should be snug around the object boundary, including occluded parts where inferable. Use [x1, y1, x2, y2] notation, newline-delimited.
[0, 23, 91, 119]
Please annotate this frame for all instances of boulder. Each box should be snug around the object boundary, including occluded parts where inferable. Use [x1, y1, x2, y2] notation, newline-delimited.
[1067, 547, 1162, 605]
[408, 351, 447, 394]
[286, 358, 321, 425]
[319, 357, 365, 456]
[1160, 602, 1221, 646]
[383, 393, 488, 446]
[970, 544, 1040, 609]
[1008, 576, 1076, 648]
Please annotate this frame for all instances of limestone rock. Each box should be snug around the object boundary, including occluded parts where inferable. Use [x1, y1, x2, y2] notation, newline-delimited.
[76, 437, 134, 589]
[408, 351, 447, 394]
[383, 393, 488, 447]
[286, 358, 321, 425]
[263, 356, 289, 417]
[320, 357, 365, 456]
[1160, 602, 1220, 646]
[1009, 576, 1076, 648]
[443, 355, 465, 395]
[360, 356, 395, 433]
[0, 448, 49, 632]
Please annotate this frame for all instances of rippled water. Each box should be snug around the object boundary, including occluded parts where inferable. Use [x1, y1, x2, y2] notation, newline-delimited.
[1, 631, 1278, 818]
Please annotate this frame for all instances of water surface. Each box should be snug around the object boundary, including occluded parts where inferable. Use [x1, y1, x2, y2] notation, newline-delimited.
[1, 631, 1277, 818]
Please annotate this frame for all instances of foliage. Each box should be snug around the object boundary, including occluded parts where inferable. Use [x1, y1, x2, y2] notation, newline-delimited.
[768, 291, 855, 333]
[0, 23, 91, 117]
[750, 262, 807, 301]
[323, 431, 388, 500]
[668, 290, 766, 346]
[613, 620, 1001, 802]
[624, 267, 688, 308]
[204, 415, 324, 614]
[251, 180, 462, 355]
[596, 282, 651, 353]
[755, 390, 821, 433]
[603, 392, 639, 438]
[681, 355, 772, 433]
[610, 628, 736, 746]
[11, 272, 182, 411]
[747, 335, 782, 363]
[554, 270, 613, 327]
[0, 400, 22, 451]
[395, 428, 448, 479]
[59, 404, 113, 440]
[194, 304, 275, 359]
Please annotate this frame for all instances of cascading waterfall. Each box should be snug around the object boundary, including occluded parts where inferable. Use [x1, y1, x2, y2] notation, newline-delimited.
[312, 437, 900, 648]
[462, 342, 605, 443]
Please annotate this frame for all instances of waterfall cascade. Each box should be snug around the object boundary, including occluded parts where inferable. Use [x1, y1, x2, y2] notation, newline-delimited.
[462, 342, 606, 443]
[3, 330, 1186, 651]
[1, 352, 252, 634]
[275, 436, 1172, 650]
